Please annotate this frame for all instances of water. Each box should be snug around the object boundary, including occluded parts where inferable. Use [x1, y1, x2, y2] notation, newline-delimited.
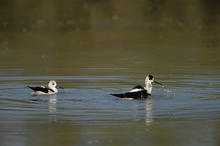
[0, 67, 219, 146]
[0, 1, 220, 146]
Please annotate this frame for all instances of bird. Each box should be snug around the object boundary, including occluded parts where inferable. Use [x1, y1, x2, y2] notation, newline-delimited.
[110, 75, 162, 99]
[28, 80, 63, 96]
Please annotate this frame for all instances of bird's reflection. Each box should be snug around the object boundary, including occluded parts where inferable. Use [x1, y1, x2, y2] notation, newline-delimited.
[145, 98, 153, 125]
[48, 95, 57, 123]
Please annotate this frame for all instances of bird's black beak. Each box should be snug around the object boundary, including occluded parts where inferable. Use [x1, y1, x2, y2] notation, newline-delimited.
[58, 86, 64, 89]
[154, 80, 162, 85]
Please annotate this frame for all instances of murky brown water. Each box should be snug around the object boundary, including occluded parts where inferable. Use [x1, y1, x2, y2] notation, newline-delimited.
[0, 1, 220, 146]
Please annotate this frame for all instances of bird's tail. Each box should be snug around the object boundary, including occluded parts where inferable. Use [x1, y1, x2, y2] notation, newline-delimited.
[110, 93, 125, 98]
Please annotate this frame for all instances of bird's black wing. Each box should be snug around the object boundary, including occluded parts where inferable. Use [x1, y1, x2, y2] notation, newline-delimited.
[48, 88, 55, 92]
[28, 86, 49, 93]
[132, 85, 145, 90]
[111, 90, 150, 99]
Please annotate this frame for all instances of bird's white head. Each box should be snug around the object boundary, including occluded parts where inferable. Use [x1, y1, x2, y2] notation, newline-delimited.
[48, 80, 58, 93]
[145, 75, 162, 94]
[48, 80, 57, 88]
[145, 75, 154, 84]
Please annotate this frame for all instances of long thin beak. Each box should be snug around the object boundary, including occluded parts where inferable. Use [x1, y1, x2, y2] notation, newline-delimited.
[154, 80, 162, 85]
[58, 86, 64, 89]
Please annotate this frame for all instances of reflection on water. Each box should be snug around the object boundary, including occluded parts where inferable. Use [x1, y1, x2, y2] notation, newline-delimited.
[145, 98, 153, 125]
[48, 95, 57, 123]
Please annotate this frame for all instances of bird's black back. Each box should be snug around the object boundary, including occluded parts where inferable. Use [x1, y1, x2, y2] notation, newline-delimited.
[132, 85, 145, 90]
[28, 86, 49, 93]
[111, 90, 150, 99]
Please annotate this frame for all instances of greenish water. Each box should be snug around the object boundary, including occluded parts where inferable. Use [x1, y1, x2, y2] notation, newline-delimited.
[0, 1, 220, 146]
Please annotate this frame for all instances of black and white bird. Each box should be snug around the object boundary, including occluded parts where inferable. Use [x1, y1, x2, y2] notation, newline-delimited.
[28, 80, 63, 96]
[110, 75, 162, 99]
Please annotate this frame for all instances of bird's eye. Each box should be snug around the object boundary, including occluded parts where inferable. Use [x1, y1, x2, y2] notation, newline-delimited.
[148, 75, 154, 80]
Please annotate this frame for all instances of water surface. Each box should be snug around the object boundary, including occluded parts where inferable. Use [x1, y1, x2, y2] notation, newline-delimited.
[0, 1, 220, 146]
